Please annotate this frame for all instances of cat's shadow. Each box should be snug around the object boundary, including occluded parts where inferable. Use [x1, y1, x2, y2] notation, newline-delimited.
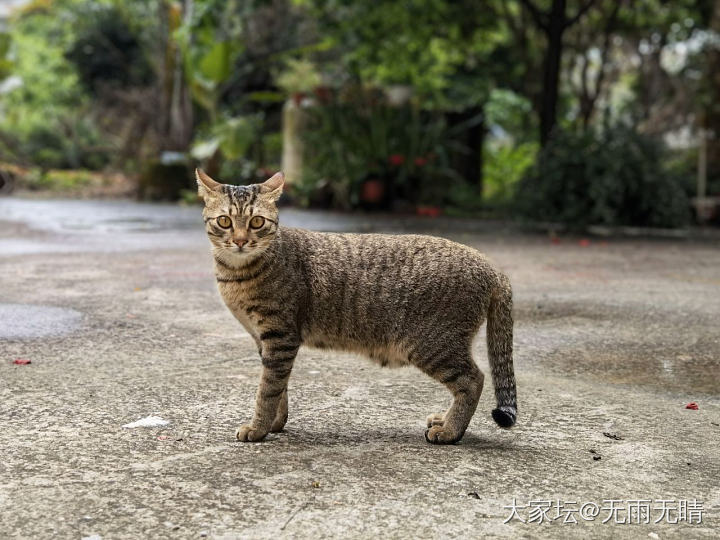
[266, 426, 523, 453]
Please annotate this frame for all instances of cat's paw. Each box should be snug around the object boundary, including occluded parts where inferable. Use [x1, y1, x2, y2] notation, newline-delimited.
[424, 425, 463, 445]
[426, 412, 445, 428]
[235, 424, 269, 442]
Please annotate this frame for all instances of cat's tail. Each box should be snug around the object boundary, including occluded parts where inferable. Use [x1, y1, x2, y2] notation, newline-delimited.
[486, 273, 517, 428]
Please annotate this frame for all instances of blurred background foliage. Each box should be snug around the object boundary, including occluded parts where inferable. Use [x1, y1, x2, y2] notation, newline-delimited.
[1, 0, 719, 227]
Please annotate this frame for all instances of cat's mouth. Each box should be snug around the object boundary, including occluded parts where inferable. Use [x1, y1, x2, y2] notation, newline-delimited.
[226, 245, 258, 258]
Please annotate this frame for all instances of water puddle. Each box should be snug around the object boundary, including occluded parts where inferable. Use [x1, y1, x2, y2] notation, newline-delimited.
[0, 303, 82, 339]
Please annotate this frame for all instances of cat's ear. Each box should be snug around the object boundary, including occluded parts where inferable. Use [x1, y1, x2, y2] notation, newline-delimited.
[196, 168, 222, 202]
[259, 171, 284, 202]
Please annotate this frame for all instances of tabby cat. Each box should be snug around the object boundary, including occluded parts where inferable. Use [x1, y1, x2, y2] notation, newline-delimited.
[197, 169, 517, 444]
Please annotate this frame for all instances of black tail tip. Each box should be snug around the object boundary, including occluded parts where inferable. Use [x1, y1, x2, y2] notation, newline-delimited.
[492, 408, 516, 428]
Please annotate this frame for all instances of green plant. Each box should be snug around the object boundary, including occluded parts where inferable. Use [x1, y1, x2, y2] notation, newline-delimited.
[275, 58, 322, 95]
[191, 115, 262, 161]
[22, 168, 95, 191]
[445, 182, 484, 214]
[515, 125, 691, 228]
[301, 88, 460, 208]
[484, 141, 538, 205]
[65, 5, 154, 93]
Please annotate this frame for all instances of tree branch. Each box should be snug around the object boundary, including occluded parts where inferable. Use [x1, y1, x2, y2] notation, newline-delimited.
[519, 0, 549, 32]
[565, 0, 598, 28]
[590, 0, 622, 101]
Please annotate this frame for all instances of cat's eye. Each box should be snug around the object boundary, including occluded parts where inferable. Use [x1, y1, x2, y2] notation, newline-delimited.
[249, 216, 265, 229]
[216, 215, 232, 229]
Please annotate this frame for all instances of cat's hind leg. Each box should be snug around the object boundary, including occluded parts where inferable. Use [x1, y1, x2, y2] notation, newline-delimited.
[413, 346, 484, 444]
[270, 390, 288, 432]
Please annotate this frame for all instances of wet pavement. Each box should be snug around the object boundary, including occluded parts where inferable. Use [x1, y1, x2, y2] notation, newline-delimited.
[1, 196, 719, 539]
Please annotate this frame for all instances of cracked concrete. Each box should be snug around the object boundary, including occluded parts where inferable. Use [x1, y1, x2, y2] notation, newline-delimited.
[1, 197, 719, 539]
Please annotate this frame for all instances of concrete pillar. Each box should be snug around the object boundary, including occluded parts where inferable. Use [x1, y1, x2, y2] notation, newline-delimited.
[281, 98, 305, 184]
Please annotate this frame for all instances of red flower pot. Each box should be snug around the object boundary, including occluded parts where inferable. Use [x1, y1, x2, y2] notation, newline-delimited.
[416, 205, 441, 218]
[360, 179, 385, 204]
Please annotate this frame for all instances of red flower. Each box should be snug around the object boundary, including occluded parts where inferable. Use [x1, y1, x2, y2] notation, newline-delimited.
[685, 402, 699, 410]
[388, 154, 405, 166]
[414, 157, 428, 167]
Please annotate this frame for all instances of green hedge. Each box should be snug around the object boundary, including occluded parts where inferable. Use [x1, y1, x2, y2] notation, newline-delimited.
[515, 125, 691, 228]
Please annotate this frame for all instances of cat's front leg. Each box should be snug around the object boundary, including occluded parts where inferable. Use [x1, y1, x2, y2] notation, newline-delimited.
[236, 334, 299, 442]
[269, 390, 288, 432]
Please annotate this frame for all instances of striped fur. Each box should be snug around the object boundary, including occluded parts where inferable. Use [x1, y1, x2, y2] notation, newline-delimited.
[197, 169, 517, 444]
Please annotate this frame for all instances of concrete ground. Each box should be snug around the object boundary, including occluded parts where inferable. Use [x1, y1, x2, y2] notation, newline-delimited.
[1, 197, 719, 539]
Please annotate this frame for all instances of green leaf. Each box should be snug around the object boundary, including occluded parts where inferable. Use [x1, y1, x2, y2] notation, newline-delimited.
[198, 40, 241, 84]
[190, 137, 221, 160]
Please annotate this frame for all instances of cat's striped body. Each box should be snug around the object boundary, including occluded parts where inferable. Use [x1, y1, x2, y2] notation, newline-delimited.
[198, 170, 517, 444]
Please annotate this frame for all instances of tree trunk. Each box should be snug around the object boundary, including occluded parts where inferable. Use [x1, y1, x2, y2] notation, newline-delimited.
[539, 0, 566, 146]
[705, 0, 720, 195]
[447, 104, 485, 193]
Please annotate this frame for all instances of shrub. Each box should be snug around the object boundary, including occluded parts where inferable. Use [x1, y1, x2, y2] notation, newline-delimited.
[24, 169, 95, 191]
[65, 6, 154, 93]
[515, 125, 691, 228]
[484, 141, 538, 205]
[301, 88, 460, 209]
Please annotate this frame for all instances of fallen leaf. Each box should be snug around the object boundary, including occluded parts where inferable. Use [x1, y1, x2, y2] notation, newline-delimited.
[603, 432, 623, 440]
[685, 402, 699, 410]
[311, 481, 321, 488]
[13, 359, 31, 365]
[467, 492, 481, 499]
[593, 455, 602, 461]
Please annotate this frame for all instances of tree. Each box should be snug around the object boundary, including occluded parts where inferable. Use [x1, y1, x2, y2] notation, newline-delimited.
[566, 0, 622, 127]
[519, 0, 599, 145]
[293, 0, 519, 189]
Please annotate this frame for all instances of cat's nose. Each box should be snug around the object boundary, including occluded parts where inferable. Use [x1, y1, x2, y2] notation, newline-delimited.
[233, 238, 248, 248]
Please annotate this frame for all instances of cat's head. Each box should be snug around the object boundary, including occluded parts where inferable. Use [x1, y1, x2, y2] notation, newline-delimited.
[196, 169, 283, 266]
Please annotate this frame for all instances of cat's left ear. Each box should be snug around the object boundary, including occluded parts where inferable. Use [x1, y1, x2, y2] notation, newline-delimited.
[259, 172, 284, 202]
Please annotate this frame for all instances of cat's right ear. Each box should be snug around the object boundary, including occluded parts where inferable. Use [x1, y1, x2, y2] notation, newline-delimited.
[196, 168, 222, 202]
